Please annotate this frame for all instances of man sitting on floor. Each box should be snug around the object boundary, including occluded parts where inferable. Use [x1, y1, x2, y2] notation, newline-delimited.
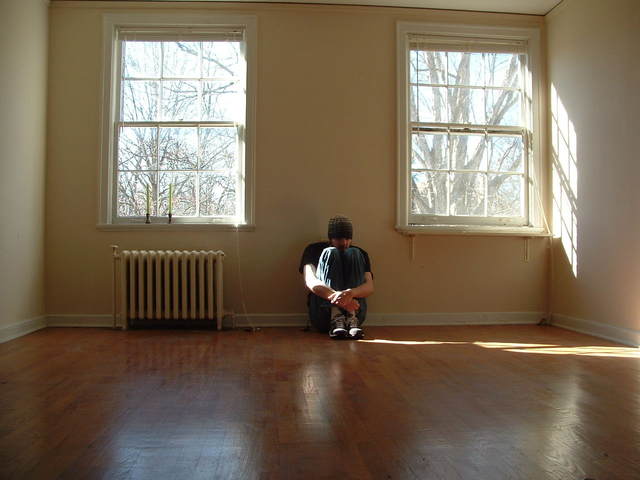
[299, 215, 374, 339]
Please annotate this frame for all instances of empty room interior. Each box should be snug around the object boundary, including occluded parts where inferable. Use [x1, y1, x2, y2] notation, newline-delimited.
[2, 0, 640, 478]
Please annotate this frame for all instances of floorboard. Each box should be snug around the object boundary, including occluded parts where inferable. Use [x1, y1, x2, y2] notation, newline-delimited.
[1, 325, 639, 479]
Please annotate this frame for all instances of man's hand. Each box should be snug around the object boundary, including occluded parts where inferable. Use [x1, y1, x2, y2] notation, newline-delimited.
[329, 289, 353, 304]
[304, 265, 368, 314]
[328, 289, 359, 313]
[344, 298, 360, 313]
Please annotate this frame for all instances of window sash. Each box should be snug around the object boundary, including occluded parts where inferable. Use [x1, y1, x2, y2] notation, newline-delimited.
[113, 124, 242, 221]
[100, 14, 257, 227]
[406, 41, 529, 227]
[408, 49, 527, 128]
[408, 34, 527, 54]
[112, 35, 246, 222]
[396, 23, 542, 234]
[408, 129, 529, 226]
[119, 27, 244, 42]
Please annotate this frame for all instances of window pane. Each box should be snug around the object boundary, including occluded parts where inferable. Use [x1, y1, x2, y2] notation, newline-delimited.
[203, 42, 241, 78]
[451, 134, 486, 171]
[117, 171, 157, 217]
[403, 40, 529, 226]
[488, 135, 523, 172]
[159, 127, 198, 170]
[123, 41, 161, 78]
[448, 52, 484, 87]
[122, 80, 159, 121]
[201, 127, 237, 170]
[202, 81, 241, 121]
[409, 86, 418, 122]
[450, 173, 485, 216]
[411, 171, 447, 215]
[200, 173, 236, 216]
[486, 89, 521, 126]
[159, 172, 197, 216]
[409, 51, 418, 84]
[161, 80, 199, 121]
[448, 87, 484, 124]
[412, 86, 447, 123]
[118, 127, 157, 171]
[488, 174, 523, 217]
[410, 50, 446, 85]
[411, 132, 448, 170]
[485, 53, 520, 88]
[163, 42, 201, 78]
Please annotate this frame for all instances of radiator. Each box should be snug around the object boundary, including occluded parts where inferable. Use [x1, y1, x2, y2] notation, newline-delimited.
[112, 247, 225, 330]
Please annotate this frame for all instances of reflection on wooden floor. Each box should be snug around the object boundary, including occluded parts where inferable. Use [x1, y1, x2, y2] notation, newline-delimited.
[1, 325, 639, 479]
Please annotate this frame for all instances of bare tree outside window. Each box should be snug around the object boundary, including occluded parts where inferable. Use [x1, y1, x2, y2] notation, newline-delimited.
[116, 39, 242, 220]
[409, 49, 526, 223]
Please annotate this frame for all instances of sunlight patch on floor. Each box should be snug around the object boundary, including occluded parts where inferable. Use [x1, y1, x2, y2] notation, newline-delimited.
[357, 338, 640, 358]
[357, 339, 466, 345]
[504, 346, 640, 358]
[473, 341, 557, 349]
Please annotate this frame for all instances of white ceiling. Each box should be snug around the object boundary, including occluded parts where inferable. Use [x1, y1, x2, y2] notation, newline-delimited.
[162, 0, 564, 16]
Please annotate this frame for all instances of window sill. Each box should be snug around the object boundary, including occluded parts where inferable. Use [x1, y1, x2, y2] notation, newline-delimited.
[396, 225, 549, 237]
[97, 223, 255, 232]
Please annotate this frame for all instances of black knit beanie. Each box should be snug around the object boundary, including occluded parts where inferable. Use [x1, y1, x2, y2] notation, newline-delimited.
[328, 215, 353, 239]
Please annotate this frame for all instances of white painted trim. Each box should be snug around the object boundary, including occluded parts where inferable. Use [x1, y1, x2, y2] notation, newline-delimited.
[41, 312, 543, 329]
[551, 314, 640, 348]
[396, 22, 543, 236]
[368, 311, 543, 325]
[544, 0, 574, 20]
[97, 223, 255, 232]
[396, 225, 548, 237]
[46, 315, 114, 328]
[0, 317, 47, 344]
[49, 0, 561, 17]
[99, 12, 257, 227]
[396, 25, 410, 231]
[231, 311, 543, 327]
[14, 313, 638, 349]
[14, 314, 638, 350]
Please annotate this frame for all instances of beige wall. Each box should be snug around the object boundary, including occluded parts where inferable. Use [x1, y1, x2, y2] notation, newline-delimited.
[46, 1, 547, 318]
[547, 0, 640, 330]
[0, 0, 48, 330]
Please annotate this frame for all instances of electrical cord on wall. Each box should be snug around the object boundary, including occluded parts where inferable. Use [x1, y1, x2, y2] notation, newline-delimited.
[233, 224, 259, 332]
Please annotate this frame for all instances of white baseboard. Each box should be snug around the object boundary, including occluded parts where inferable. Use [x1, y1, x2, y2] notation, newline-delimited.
[0, 316, 47, 343]
[46, 314, 114, 328]
[7, 312, 638, 349]
[366, 311, 544, 326]
[230, 311, 543, 328]
[551, 313, 640, 347]
[40, 311, 544, 331]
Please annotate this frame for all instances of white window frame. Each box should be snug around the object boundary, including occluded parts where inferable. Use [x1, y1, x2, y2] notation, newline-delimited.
[396, 22, 546, 236]
[98, 13, 257, 230]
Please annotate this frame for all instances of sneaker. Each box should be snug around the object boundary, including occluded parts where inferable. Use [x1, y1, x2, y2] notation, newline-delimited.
[346, 315, 364, 339]
[329, 315, 348, 339]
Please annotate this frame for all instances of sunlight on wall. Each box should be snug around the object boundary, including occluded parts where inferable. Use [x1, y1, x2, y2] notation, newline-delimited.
[551, 84, 579, 276]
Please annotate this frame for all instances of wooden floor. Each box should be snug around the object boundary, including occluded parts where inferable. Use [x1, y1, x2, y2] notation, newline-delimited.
[1, 325, 639, 479]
